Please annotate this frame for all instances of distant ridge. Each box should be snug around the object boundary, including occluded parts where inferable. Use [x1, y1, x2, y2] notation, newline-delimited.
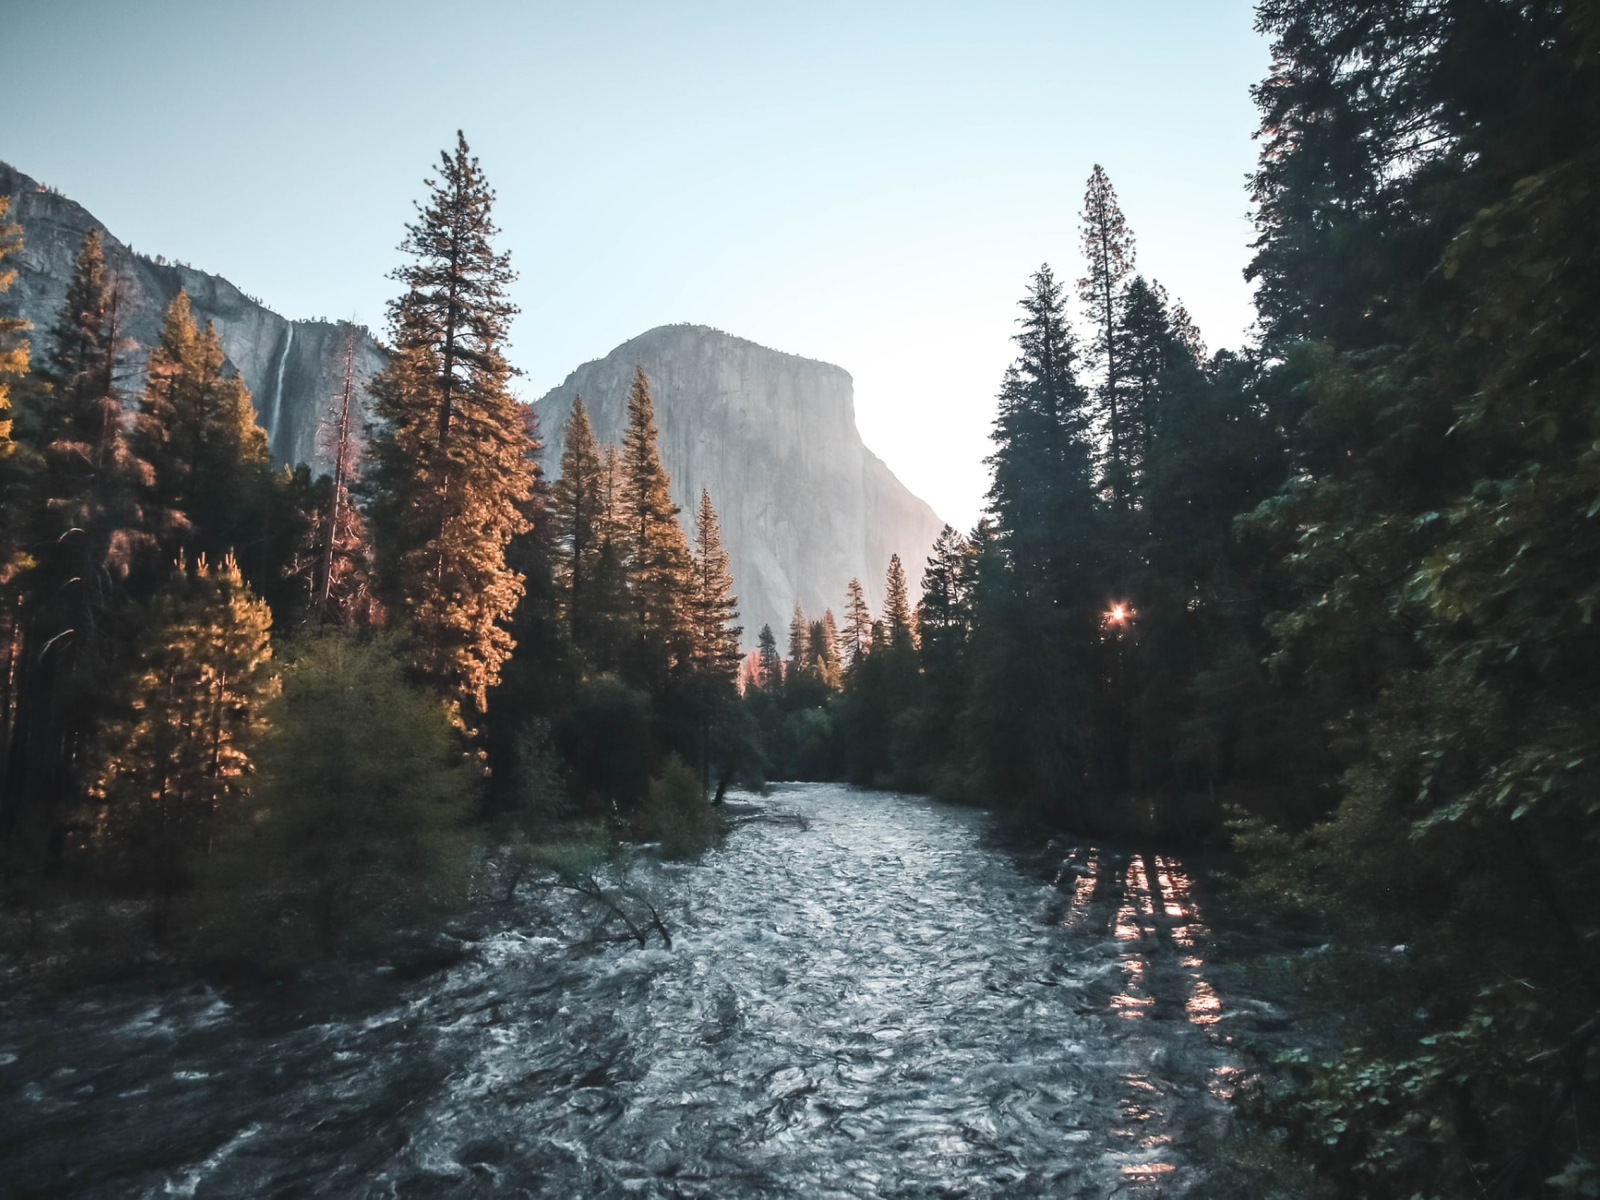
[0, 160, 385, 472]
[534, 324, 946, 648]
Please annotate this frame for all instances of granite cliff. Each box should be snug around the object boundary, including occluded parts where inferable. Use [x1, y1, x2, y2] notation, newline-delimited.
[0, 164, 947, 644]
[0, 161, 384, 472]
[534, 326, 946, 648]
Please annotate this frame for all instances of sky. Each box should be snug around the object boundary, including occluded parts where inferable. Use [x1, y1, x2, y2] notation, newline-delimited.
[6, 1, 1270, 533]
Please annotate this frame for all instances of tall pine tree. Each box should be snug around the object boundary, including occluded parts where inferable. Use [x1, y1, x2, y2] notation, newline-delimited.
[1078, 166, 1136, 512]
[366, 132, 534, 719]
[133, 290, 270, 579]
[618, 366, 691, 683]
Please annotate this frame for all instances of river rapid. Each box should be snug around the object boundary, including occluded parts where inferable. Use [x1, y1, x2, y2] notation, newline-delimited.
[1, 784, 1279, 1198]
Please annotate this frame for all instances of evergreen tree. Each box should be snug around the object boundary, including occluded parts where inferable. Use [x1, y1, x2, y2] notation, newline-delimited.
[133, 289, 270, 577]
[839, 578, 872, 672]
[0, 196, 24, 471]
[972, 264, 1101, 818]
[618, 366, 691, 681]
[755, 623, 782, 692]
[213, 634, 471, 954]
[882, 554, 915, 651]
[685, 488, 742, 789]
[90, 554, 275, 930]
[3, 231, 149, 867]
[550, 396, 606, 649]
[816, 609, 842, 690]
[686, 489, 742, 683]
[786, 603, 809, 680]
[1078, 165, 1136, 510]
[365, 133, 534, 718]
[0, 196, 29, 848]
[308, 330, 377, 627]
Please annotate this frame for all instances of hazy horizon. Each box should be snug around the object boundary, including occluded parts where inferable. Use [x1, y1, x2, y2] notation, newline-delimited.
[6, 0, 1269, 532]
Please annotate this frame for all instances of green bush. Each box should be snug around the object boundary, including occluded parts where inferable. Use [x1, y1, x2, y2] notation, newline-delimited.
[638, 755, 718, 860]
[201, 633, 474, 961]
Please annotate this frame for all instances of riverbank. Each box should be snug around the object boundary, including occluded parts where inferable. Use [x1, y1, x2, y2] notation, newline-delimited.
[2, 784, 1319, 1197]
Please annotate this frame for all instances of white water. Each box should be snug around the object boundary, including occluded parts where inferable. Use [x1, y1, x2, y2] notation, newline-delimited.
[265, 324, 293, 459]
[0, 785, 1279, 1197]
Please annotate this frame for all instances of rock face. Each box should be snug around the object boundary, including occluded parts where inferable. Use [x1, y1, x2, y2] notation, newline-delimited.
[0, 161, 385, 473]
[0, 164, 947, 645]
[534, 326, 946, 648]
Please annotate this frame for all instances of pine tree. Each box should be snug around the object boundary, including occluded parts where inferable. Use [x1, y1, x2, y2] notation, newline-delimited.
[1079, 165, 1136, 510]
[3, 232, 150, 865]
[787, 603, 809, 679]
[817, 609, 842, 690]
[308, 329, 377, 626]
[685, 488, 742, 789]
[550, 396, 606, 648]
[756, 623, 782, 692]
[0, 196, 30, 848]
[686, 489, 742, 683]
[0, 196, 24, 470]
[839, 578, 872, 671]
[972, 265, 1101, 819]
[618, 366, 691, 679]
[365, 133, 534, 718]
[882, 554, 915, 650]
[90, 554, 276, 929]
[134, 289, 270, 576]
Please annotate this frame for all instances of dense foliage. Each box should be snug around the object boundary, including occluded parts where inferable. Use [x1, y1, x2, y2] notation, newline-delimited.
[741, 5, 1600, 1191]
[0, 133, 743, 971]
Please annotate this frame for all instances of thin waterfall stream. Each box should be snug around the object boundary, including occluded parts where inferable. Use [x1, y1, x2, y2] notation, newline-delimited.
[0, 785, 1293, 1197]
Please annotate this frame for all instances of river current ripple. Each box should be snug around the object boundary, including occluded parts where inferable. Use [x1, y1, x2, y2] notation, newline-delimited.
[1, 784, 1252, 1197]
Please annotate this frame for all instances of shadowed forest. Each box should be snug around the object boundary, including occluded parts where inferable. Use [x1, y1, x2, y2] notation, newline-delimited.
[2, 2, 1598, 1196]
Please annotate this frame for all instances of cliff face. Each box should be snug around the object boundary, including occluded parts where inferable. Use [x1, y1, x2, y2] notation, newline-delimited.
[0, 161, 385, 473]
[534, 325, 946, 648]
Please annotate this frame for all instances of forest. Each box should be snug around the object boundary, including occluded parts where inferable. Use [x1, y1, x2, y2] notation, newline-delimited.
[741, 2, 1600, 1192]
[1, 1, 1597, 1195]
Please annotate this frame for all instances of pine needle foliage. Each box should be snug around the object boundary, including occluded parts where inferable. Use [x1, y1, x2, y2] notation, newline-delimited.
[89, 555, 276, 908]
[365, 132, 534, 717]
[215, 634, 472, 952]
[0, 196, 25, 466]
[133, 290, 269, 574]
[618, 366, 692, 676]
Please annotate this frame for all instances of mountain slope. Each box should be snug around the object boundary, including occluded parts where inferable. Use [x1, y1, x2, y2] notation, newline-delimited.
[534, 325, 946, 647]
[0, 160, 384, 472]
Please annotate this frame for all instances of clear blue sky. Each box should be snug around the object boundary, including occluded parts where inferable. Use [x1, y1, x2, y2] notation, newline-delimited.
[7, 1, 1270, 532]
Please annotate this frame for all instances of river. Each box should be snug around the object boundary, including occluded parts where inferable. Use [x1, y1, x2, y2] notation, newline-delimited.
[0, 783, 1281, 1197]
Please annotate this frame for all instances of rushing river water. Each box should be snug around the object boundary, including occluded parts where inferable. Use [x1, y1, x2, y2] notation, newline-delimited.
[0, 784, 1278, 1197]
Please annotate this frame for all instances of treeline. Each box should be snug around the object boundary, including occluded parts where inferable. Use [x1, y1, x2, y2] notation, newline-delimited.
[749, 2, 1598, 1193]
[0, 133, 745, 959]
[746, 168, 1278, 835]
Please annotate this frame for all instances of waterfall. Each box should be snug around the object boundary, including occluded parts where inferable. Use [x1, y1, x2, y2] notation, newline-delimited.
[266, 325, 293, 462]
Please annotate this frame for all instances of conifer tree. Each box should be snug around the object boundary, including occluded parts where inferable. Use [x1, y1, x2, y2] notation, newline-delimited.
[0, 196, 24, 470]
[839, 578, 872, 672]
[91, 554, 275, 929]
[134, 290, 270, 576]
[365, 133, 534, 717]
[686, 489, 742, 683]
[756, 623, 782, 692]
[787, 603, 809, 679]
[0, 197, 29, 844]
[306, 330, 377, 626]
[1079, 165, 1136, 510]
[618, 366, 691, 677]
[882, 553, 915, 650]
[3, 231, 152, 863]
[972, 264, 1100, 819]
[817, 609, 842, 690]
[685, 488, 742, 788]
[550, 396, 605, 647]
